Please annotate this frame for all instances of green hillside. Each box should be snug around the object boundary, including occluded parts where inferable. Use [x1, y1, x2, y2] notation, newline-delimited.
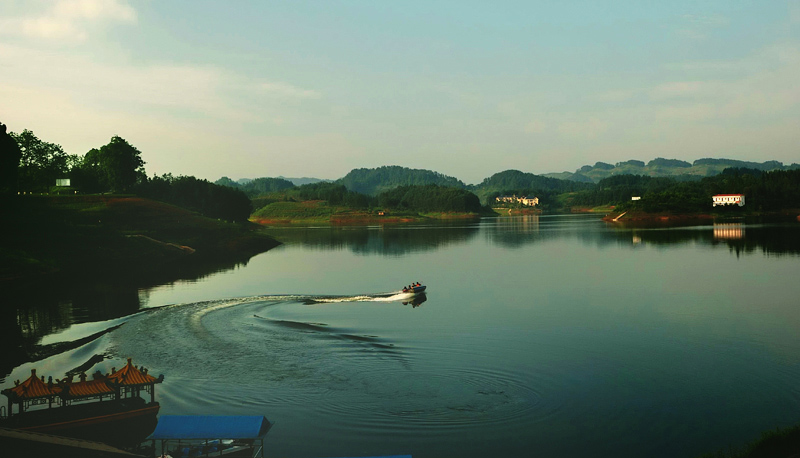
[337, 166, 466, 195]
[214, 176, 296, 197]
[470, 169, 593, 205]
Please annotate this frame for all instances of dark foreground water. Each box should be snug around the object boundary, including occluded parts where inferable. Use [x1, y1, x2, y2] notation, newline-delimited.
[4, 215, 800, 457]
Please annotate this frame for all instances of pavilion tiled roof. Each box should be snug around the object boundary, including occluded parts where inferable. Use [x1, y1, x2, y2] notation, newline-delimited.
[106, 358, 160, 386]
[2, 359, 161, 404]
[1, 370, 60, 400]
[60, 374, 115, 398]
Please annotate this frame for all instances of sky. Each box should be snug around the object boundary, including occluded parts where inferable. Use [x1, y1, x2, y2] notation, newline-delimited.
[1, 0, 799, 184]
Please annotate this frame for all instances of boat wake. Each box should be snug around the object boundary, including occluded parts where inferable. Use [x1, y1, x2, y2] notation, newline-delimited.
[304, 291, 414, 304]
[3, 289, 424, 383]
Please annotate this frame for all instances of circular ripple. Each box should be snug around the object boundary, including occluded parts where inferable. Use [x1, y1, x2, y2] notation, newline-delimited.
[312, 364, 560, 434]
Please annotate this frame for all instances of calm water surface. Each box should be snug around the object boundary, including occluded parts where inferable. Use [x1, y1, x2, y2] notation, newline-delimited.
[5, 215, 800, 457]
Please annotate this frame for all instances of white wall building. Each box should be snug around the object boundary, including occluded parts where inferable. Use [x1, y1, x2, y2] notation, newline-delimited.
[496, 195, 539, 206]
[712, 194, 745, 207]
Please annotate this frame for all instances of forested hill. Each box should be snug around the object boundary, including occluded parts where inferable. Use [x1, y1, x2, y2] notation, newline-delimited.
[471, 169, 593, 203]
[337, 166, 466, 196]
[215, 176, 295, 197]
[543, 158, 799, 183]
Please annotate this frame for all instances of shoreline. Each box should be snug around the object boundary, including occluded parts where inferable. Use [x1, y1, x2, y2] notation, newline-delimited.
[251, 211, 486, 226]
[0, 195, 281, 285]
[602, 210, 800, 225]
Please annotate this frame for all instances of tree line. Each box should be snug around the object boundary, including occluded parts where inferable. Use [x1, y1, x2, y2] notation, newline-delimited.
[248, 181, 488, 214]
[568, 168, 800, 213]
[5, 122, 797, 219]
[0, 124, 253, 222]
[215, 177, 295, 197]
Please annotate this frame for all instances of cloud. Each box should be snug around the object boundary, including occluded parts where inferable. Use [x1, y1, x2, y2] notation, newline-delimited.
[682, 14, 730, 27]
[593, 89, 639, 103]
[674, 28, 707, 41]
[650, 81, 704, 100]
[557, 117, 609, 139]
[0, 0, 136, 42]
[0, 40, 324, 141]
[524, 119, 547, 134]
[675, 13, 729, 40]
[258, 82, 321, 99]
[792, 1, 800, 24]
[652, 44, 800, 121]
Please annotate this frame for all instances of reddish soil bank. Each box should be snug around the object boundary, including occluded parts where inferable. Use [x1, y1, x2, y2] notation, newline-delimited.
[604, 210, 800, 225]
[603, 212, 715, 223]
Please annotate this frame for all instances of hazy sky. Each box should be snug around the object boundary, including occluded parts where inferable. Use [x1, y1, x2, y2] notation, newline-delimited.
[1, 1, 799, 184]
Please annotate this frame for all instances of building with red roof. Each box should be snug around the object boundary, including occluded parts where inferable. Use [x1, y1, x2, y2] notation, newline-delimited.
[712, 194, 745, 207]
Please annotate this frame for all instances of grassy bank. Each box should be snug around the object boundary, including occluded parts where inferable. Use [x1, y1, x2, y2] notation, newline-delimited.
[251, 200, 485, 225]
[0, 195, 281, 283]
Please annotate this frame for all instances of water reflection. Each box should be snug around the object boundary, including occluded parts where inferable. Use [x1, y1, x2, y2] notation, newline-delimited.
[714, 223, 745, 240]
[264, 223, 481, 256]
[5, 217, 799, 381]
[402, 292, 427, 308]
[621, 225, 800, 257]
[263, 217, 800, 257]
[1, 253, 260, 380]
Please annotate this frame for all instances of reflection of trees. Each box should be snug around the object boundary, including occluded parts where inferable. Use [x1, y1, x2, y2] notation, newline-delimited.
[485, 216, 800, 256]
[269, 217, 800, 258]
[486, 215, 622, 249]
[614, 225, 800, 257]
[267, 223, 481, 256]
[1, 252, 260, 380]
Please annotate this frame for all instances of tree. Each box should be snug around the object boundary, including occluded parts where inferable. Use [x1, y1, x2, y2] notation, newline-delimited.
[93, 136, 146, 193]
[0, 122, 22, 194]
[10, 129, 70, 192]
[134, 174, 252, 222]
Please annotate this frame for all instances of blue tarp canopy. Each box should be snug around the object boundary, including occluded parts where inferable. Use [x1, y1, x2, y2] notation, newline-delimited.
[148, 415, 272, 440]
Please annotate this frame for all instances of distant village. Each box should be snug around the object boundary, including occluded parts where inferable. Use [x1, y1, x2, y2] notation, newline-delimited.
[628, 194, 745, 206]
[495, 195, 540, 207]
[494, 193, 747, 209]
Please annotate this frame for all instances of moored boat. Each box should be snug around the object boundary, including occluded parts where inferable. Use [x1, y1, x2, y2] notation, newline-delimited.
[0, 358, 163, 445]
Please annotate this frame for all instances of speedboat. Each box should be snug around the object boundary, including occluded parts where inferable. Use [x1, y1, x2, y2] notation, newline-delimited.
[402, 284, 426, 294]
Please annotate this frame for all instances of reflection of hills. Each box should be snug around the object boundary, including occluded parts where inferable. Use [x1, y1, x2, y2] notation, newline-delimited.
[485, 216, 800, 256]
[623, 225, 800, 257]
[1, 252, 261, 381]
[268, 224, 481, 255]
[482, 215, 800, 256]
[268, 218, 800, 258]
[486, 215, 623, 249]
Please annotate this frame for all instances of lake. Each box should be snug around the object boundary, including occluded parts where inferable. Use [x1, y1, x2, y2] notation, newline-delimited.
[4, 214, 800, 457]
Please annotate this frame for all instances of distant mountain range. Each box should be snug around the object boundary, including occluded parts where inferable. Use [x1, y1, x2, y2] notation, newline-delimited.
[543, 158, 798, 183]
[216, 158, 799, 200]
[230, 176, 329, 186]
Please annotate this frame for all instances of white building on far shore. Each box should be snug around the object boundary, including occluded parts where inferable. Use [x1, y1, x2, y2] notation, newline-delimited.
[712, 194, 745, 207]
[496, 195, 539, 207]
